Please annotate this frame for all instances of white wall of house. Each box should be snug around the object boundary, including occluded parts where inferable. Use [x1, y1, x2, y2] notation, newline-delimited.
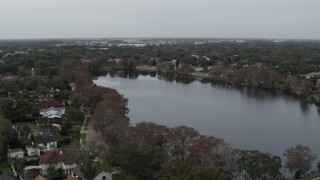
[27, 141, 57, 157]
[37, 141, 57, 151]
[26, 146, 36, 156]
[8, 149, 24, 159]
[26, 146, 41, 156]
[62, 163, 77, 175]
[94, 171, 113, 180]
[46, 142, 57, 150]
[40, 162, 76, 176]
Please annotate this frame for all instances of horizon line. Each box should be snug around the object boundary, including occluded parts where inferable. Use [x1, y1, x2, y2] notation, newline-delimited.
[0, 36, 320, 41]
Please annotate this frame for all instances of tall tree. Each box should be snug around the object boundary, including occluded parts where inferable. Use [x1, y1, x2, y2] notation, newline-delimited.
[283, 144, 317, 177]
[188, 136, 239, 177]
[127, 122, 169, 146]
[165, 125, 200, 161]
[188, 136, 224, 167]
[0, 115, 11, 162]
[0, 98, 13, 119]
[11, 99, 32, 122]
[240, 150, 282, 179]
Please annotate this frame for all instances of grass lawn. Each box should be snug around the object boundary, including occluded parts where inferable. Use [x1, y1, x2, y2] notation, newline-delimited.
[16, 122, 39, 131]
[299, 173, 320, 180]
[69, 120, 83, 126]
[85, 116, 91, 127]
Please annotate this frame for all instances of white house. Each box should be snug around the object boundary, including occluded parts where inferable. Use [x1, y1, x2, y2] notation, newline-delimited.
[38, 141, 57, 151]
[94, 171, 113, 180]
[62, 159, 78, 175]
[26, 140, 58, 157]
[28, 128, 59, 156]
[40, 107, 65, 119]
[8, 148, 24, 159]
[35, 99, 65, 119]
[26, 145, 41, 156]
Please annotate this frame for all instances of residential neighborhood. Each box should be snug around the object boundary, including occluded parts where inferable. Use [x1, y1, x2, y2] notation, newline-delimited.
[1, 39, 320, 179]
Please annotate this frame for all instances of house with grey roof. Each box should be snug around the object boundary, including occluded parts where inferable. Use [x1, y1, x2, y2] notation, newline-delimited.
[39, 149, 77, 176]
[35, 99, 65, 118]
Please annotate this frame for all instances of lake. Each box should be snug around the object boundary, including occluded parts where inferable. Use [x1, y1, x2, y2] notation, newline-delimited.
[94, 73, 320, 166]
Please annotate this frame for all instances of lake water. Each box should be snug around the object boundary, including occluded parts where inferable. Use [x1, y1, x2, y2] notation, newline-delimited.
[94, 73, 320, 166]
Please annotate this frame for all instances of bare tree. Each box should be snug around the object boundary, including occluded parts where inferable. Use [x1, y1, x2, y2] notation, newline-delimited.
[188, 135, 224, 167]
[165, 125, 200, 161]
[188, 136, 239, 177]
[283, 144, 317, 177]
[127, 122, 169, 146]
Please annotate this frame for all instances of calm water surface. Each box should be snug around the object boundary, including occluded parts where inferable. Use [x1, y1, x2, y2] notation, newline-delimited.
[94, 73, 320, 164]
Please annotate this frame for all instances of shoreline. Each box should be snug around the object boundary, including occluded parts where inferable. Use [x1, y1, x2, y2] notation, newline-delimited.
[104, 67, 320, 107]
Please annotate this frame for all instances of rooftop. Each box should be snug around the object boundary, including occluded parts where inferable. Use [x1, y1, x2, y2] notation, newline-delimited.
[39, 149, 61, 164]
[9, 148, 24, 153]
[36, 117, 63, 126]
[35, 99, 65, 109]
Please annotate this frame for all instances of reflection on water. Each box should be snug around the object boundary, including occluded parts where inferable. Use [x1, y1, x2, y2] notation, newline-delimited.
[94, 73, 320, 168]
[105, 71, 317, 116]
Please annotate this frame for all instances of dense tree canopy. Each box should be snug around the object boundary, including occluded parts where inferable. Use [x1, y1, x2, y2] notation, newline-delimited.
[46, 166, 67, 180]
[106, 142, 167, 179]
[158, 160, 227, 180]
[0, 115, 12, 162]
[1, 39, 320, 179]
[240, 150, 282, 179]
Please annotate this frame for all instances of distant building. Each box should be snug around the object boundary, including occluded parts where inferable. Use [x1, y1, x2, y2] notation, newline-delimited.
[203, 56, 210, 61]
[194, 66, 204, 73]
[300, 72, 320, 79]
[81, 58, 91, 63]
[191, 55, 200, 59]
[149, 57, 161, 65]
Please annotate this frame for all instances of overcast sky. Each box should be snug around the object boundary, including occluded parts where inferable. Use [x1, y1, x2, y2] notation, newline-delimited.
[0, 0, 319, 39]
